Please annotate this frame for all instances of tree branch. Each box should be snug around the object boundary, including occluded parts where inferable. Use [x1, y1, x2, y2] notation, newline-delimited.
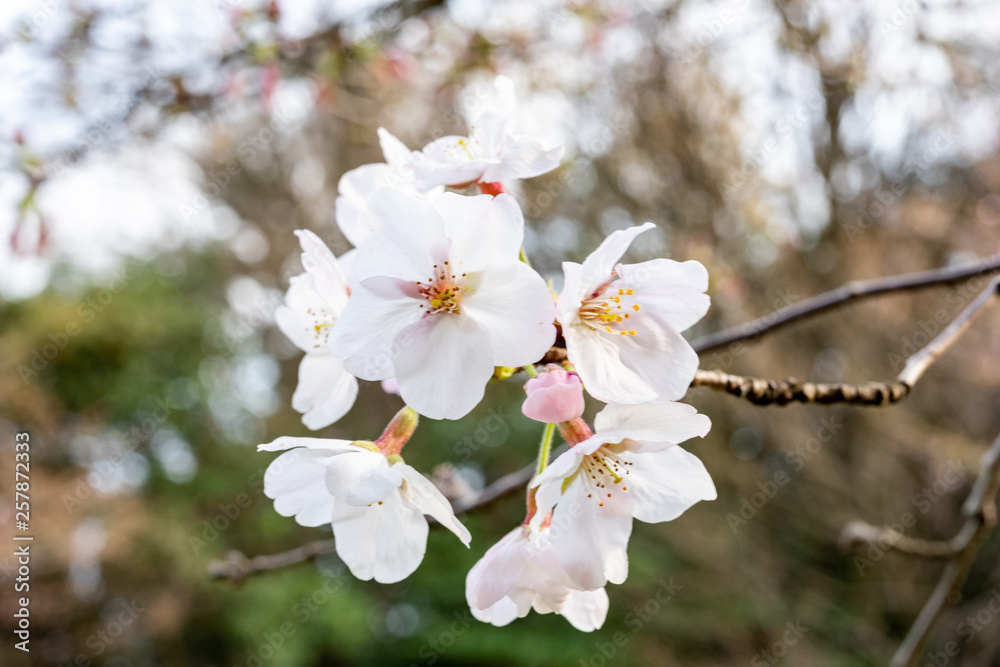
[690, 276, 1000, 406]
[690, 253, 1000, 355]
[838, 432, 1000, 667]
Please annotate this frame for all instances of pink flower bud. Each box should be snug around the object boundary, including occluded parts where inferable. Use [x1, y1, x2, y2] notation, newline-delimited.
[522, 368, 585, 424]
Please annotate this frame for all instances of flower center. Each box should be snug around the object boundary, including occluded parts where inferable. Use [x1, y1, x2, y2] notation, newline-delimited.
[305, 306, 337, 350]
[416, 261, 467, 315]
[580, 447, 633, 507]
[578, 282, 641, 337]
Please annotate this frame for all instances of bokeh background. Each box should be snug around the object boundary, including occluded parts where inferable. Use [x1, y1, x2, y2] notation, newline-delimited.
[2, 0, 1000, 665]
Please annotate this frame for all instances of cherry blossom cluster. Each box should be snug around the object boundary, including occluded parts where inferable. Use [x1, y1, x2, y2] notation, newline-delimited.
[258, 76, 716, 632]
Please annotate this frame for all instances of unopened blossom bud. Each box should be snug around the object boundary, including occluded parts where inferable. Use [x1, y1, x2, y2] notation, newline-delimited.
[522, 367, 585, 424]
[375, 406, 419, 456]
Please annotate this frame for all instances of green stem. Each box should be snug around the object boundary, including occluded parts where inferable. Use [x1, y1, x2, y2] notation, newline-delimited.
[523, 363, 538, 378]
[535, 422, 555, 476]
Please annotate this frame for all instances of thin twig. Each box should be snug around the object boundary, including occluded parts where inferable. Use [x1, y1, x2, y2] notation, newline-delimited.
[690, 276, 1000, 406]
[837, 521, 958, 559]
[690, 254, 1000, 354]
[888, 432, 1000, 667]
[208, 541, 337, 583]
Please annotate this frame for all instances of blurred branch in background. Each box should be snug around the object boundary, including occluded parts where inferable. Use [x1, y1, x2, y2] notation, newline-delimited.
[841, 430, 1000, 667]
[693, 274, 1000, 405]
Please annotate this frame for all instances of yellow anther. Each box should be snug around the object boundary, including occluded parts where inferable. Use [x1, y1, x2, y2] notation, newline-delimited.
[616, 315, 623, 322]
[626, 288, 634, 295]
[624, 313, 630, 319]
[619, 330, 627, 335]
[605, 325, 612, 333]
[613, 296, 620, 303]
[629, 329, 637, 335]
[618, 289, 624, 295]
[633, 304, 640, 311]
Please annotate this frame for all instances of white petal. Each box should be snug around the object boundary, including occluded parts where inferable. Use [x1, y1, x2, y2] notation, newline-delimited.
[470, 595, 520, 627]
[555, 261, 585, 325]
[294, 229, 349, 312]
[468, 75, 516, 155]
[335, 164, 393, 248]
[274, 301, 315, 352]
[397, 464, 472, 546]
[618, 259, 710, 332]
[558, 589, 609, 632]
[578, 223, 655, 293]
[437, 192, 524, 277]
[332, 491, 429, 583]
[329, 277, 422, 381]
[528, 447, 591, 533]
[336, 248, 358, 291]
[548, 473, 632, 589]
[325, 450, 400, 505]
[563, 324, 658, 404]
[413, 136, 492, 189]
[466, 528, 530, 610]
[594, 402, 712, 448]
[292, 354, 358, 430]
[352, 188, 449, 283]
[613, 309, 700, 400]
[625, 446, 717, 523]
[485, 136, 563, 183]
[377, 128, 416, 174]
[393, 313, 494, 420]
[462, 262, 556, 367]
[262, 448, 337, 527]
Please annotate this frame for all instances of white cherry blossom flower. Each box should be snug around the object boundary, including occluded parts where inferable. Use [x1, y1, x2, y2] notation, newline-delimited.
[258, 421, 471, 584]
[466, 523, 609, 631]
[329, 188, 556, 420]
[555, 222, 710, 404]
[274, 229, 357, 429]
[404, 76, 564, 190]
[335, 128, 443, 248]
[529, 402, 715, 589]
